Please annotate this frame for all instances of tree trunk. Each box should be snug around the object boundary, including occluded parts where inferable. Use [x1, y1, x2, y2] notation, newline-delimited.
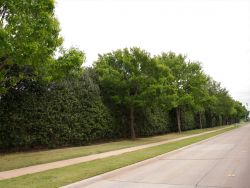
[176, 107, 181, 133]
[130, 106, 136, 139]
[199, 111, 202, 129]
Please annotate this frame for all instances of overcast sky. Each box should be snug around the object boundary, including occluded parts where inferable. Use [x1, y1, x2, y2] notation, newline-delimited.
[55, 0, 250, 110]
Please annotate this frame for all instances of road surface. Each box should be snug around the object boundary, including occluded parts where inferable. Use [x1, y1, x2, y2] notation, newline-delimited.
[65, 123, 250, 188]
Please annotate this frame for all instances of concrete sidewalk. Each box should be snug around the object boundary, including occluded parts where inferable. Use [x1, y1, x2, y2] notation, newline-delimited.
[0, 127, 232, 180]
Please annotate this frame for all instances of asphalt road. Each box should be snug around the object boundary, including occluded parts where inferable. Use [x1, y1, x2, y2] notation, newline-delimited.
[65, 123, 250, 188]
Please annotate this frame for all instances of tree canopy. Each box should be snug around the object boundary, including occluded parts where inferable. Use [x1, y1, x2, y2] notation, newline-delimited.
[0, 0, 84, 94]
[95, 49, 249, 137]
[95, 47, 173, 138]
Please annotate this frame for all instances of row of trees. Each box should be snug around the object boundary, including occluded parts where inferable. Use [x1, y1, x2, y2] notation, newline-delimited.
[95, 48, 249, 138]
[0, 1, 248, 150]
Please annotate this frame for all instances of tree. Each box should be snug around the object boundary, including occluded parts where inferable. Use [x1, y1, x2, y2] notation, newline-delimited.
[204, 78, 221, 126]
[95, 47, 171, 139]
[204, 78, 243, 126]
[51, 48, 85, 80]
[185, 62, 209, 129]
[0, 0, 63, 94]
[232, 101, 249, 123]
[157, 52, 188, 132]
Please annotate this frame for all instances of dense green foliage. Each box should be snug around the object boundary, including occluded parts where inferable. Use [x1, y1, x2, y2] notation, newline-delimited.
[0, 50, 248, 150]
[0, 70, 114, 150]
[95, 48, 173, 138]
[95, 49, 248, 138]
[0, 0, 84, 94]
[156, 52, 208, 132]
[0, 1, 248, 150]
[0, 0, 60, 93]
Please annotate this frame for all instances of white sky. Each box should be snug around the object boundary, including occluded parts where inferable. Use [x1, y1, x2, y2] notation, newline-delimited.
[55, 0, 250, 110]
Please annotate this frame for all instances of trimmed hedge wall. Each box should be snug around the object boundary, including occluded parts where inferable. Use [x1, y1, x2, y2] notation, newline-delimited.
[0, 71, 114, 150]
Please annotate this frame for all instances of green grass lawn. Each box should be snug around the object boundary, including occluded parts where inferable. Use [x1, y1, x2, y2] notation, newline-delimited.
[0, 125, 231, 172]
[0, 126, 235, 188]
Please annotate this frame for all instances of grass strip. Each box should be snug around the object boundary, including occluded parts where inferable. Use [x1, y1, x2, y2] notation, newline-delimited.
[0, 125, 229, 172]
[0, 126, 235, 188]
